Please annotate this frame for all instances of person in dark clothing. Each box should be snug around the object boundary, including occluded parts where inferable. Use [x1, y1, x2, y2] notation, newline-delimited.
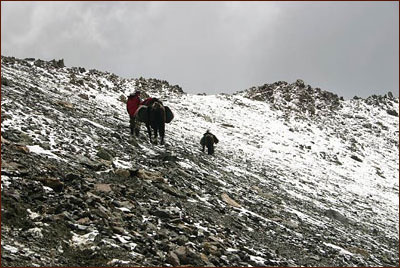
[200, 130, 219, 155]
[127, 91, 142, 136]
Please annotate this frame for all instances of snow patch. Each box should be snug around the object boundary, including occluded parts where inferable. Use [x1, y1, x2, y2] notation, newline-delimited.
[27, 209, 41, 220]
[3, 245, 19, 253]
[70, 230, 99, 248]
[324, 242, 354, 256]
[26, 145, 61, 160]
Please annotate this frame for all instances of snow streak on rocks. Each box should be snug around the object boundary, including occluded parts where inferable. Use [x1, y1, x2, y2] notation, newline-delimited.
[1, 56, 399, 266]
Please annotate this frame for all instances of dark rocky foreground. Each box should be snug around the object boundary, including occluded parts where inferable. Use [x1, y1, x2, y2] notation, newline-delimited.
[1, 56, 399, 267]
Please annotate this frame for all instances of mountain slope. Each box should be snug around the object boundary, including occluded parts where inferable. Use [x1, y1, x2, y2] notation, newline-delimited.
[1, 56, 399, 266]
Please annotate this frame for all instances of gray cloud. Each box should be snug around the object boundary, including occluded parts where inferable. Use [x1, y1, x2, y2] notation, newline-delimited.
[2, 1, 398, 98]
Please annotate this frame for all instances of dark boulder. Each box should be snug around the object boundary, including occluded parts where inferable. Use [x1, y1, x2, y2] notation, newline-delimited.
[386, 109, 398, 117]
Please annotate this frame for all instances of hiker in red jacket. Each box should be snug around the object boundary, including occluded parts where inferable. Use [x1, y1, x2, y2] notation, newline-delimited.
[127, 91, 142, 136]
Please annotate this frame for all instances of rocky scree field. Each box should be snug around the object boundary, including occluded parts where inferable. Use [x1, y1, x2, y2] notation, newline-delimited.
[1, 56, 399, 267]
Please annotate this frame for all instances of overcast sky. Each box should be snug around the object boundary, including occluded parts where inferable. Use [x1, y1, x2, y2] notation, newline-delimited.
[1, 1, 398, 98]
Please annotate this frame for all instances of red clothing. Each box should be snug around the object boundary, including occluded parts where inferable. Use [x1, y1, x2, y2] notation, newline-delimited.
[127, 95, 141, 116]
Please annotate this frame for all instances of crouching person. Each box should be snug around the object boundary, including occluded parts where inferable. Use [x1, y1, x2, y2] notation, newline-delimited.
[200, 130, 219, 155]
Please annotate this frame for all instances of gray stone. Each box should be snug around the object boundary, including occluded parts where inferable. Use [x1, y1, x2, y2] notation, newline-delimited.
[152, 209, 170, 219]
[324, 209, 349, 224]
[167, 251, 180, 266]
[295, 79, 305, 88]
[387, 109, 398, 117]
[65, 173, 80, 181]
[96, 148, 113, 161]
[78, 93, 89, 100]
[77, 155, 104, 171]
[350, 155, 363, 162]
[1, 77, 13, 86]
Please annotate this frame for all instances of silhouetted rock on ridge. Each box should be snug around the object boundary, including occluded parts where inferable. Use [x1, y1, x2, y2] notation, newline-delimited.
[238, 79, 342, 116]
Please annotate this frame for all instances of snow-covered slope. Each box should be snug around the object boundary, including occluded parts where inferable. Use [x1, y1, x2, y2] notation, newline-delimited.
[1, 56, 399, 266]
